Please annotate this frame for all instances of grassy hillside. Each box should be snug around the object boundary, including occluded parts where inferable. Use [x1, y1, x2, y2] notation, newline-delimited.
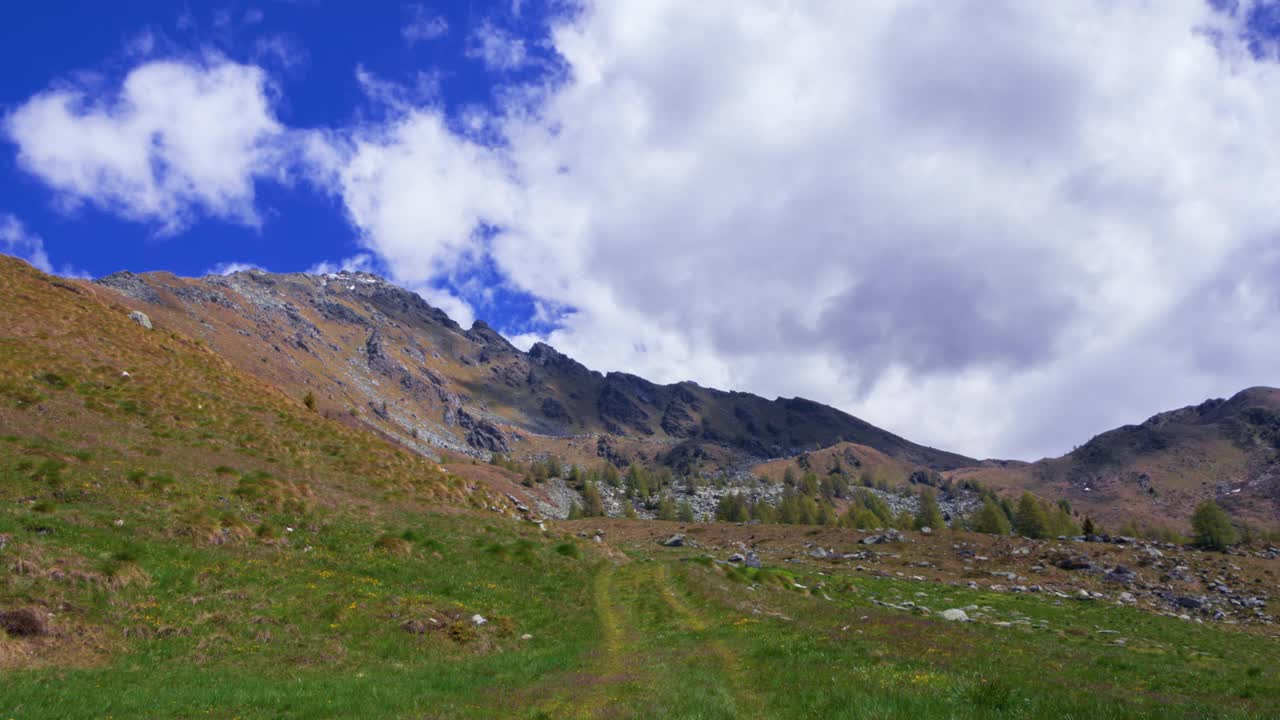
[3, 256, 1279, 718]
[950, 389, 1280, 530]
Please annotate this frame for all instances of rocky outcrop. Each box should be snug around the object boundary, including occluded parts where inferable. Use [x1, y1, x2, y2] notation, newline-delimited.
[598, 376, 654, 436]
[457, 409, 510, 454]
[96, 271, 161, 304]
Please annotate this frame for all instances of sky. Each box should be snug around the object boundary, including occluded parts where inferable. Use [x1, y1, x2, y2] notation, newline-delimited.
[3, 1, 1280, 462]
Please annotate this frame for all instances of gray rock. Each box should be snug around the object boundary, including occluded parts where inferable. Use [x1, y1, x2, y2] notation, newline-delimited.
[1105, 565, 1136, 584]
[661, 534, 685, 547]
[128, 310, 153, 330]
[941, 608, 969, 622]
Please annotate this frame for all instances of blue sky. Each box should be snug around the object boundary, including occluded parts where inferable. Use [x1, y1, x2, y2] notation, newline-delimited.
[0, 0, 563, 332]
[3, 1, 1280, 461]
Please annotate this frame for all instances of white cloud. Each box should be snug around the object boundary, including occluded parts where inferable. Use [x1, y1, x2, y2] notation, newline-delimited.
[0, 214, 90, 278]
[305, 253, 377, 275]
[466, 21, 527, 71]
[403, 5, 449, 45]
[206, 261, 266, 275]
[5, 57, 284, 235]
[309, 0, 1280, 460]
[0, 214, 53, 274]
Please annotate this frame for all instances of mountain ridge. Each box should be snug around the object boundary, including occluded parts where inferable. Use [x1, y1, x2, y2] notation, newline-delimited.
[92, 264, 977, 473]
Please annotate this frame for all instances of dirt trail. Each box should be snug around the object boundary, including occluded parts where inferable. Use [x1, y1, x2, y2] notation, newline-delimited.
[533, 559, 765, 719]
[651, 563, 765, 719]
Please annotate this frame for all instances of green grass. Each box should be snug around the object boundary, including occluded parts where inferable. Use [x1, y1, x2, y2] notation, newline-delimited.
[3, 498, 1277, 719]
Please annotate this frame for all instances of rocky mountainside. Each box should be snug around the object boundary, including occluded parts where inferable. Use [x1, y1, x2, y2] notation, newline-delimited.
[92, 266, 975, 477]
[950, 388, 1280, 528]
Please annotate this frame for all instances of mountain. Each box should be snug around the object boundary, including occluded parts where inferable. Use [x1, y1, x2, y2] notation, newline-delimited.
[6, 255, 1276, 529]
[90, 265, 975, 477]
[0, 254, 468, 533]
[950, 388, 1280, 528]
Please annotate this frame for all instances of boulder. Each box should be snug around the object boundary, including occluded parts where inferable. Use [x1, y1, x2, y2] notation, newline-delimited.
[1054, 556, 1093, 571]
[940, 608, 969, 622]
[128, 311, 153, 330]
[1104, 565, 1136, 584]
[661, 534, 685, 547]
[861, 529, 907, 545]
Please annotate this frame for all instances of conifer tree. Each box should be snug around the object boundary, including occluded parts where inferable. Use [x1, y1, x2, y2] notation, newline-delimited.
[915, 488, 946, 530]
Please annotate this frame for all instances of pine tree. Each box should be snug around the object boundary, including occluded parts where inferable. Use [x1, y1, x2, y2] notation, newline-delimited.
[1013, 492, 1049, 539]
[1082, 515, 1096, 536]
[1047, 504, 1079, 537]
[677, 499, 695, 522]
[656, 495, 677, 521]
[915, 488, 945, 530]
[581, 482, 605, 517]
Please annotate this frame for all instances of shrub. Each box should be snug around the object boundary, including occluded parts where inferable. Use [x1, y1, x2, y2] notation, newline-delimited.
[971, 498, 1012, 535]
[1191, 500, 1238, 550]
[373, 535, 413, 555]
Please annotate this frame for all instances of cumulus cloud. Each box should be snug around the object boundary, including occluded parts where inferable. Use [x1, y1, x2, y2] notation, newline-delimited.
[466, 21, 527, 71]
[306, 0, 1280, 460]
[4, 57, 284, 234]
[403, 4, 449, 44]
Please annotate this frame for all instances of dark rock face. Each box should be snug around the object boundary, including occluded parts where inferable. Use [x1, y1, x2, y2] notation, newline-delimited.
[97, 271, 162, 304]
[312, 298, 365, 325]
[597, 436, 628, 468]
[540, 397, 571, 423]
[365, 329, 399, 375]
[528, 342, 596, 381]
[598, 379, 653, 436]
[660, 387, 700, 438]
[457, 409, 510, 453]
[662, 442, 708, 475]
[465, 321, 517, 362]
[357, 278, 462, 332]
